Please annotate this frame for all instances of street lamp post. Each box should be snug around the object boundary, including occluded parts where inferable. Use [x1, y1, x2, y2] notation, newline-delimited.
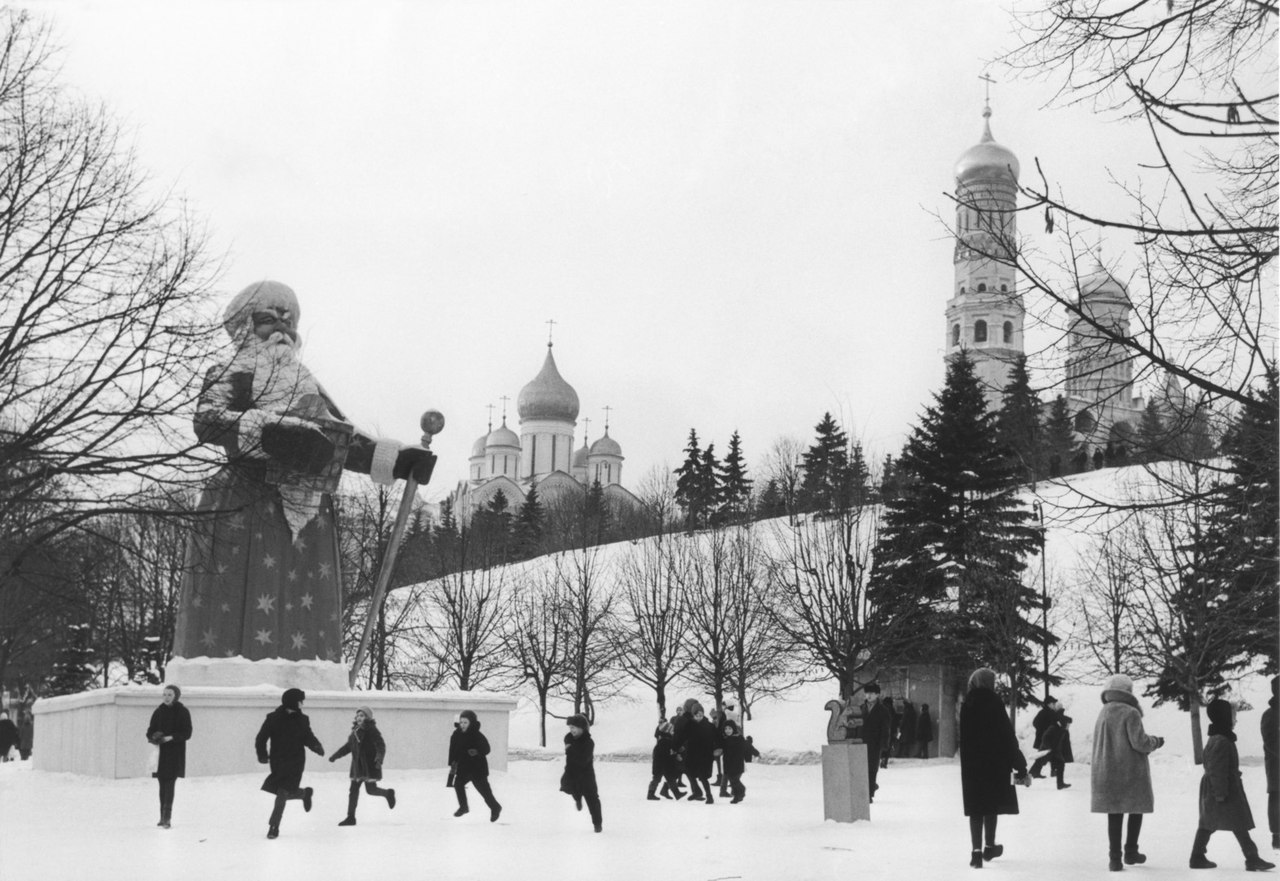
[1033, 500, 1050, 702]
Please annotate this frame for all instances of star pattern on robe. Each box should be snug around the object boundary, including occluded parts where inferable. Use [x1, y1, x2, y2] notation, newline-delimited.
[318, 562, 333, 580]
[192, 595, 203, 608]
[263, 553, 277, 569]
[256, 593, 276, 614]
[291, 633, 306, 650]
[300, 593, 314, 610]
[221, 602, 231, 613]
[217, 563, 229, 575]
[228, 514, 246, 531]
[224, 648, 235, 657]
[255, 629, 273, 645]
[285, 602, 294, 612]
[294, 537, 308, 552]
[254, 532, 264, 540]
[200, 629, 217, 648]
[288, 569, 299, 583]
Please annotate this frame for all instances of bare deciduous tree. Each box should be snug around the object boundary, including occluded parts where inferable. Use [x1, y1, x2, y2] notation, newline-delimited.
[615, 535, 691, 720]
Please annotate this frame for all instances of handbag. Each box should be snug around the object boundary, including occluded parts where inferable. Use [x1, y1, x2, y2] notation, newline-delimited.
[445, 767, 456, 788]
[147, 744, 160, 775]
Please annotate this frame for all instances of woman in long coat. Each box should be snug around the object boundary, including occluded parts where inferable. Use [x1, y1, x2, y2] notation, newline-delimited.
[1189, 698, 1275, 870]
[146, 684, 192, 829]
[678, 705, 721, 805]
[1090, 673, 1164, 871]
[328, 706, 396, 825]
[959, 668, 1029, 869]
[448, 709, 502, 821]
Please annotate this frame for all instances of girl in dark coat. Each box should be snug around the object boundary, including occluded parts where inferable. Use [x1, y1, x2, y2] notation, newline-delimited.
[959, 668, 1030, 869]
[448, 709, 502, 821]
[561, 714, 602, 832]
[917, 703, 934, 758]
[720, 719, 748, 803]
[648, 720, 685, 800]
[1189, 698, 1275, 871]
[255, 687, 324, 839]
[146, 684, 192, 829]
[329, 706, 396, 825]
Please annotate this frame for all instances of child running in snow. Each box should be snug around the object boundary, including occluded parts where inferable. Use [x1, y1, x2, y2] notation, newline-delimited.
[720, 719, 747, 803]
[1188, 698, 1275, 871]
[328, 706, 396, 825]
[560, 714, 602, 832]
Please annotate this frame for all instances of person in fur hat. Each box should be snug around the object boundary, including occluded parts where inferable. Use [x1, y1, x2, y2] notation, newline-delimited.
[146, 684, 192, 829]
[255, 687, 324, 840]
[329, 706, 396, 825]
[959, 668, 1030, 869]
[1090, 673, 1164, 871]
[448, 709, 502, 822]
[561, 714, 602, 832]
[1188, 698, 1275, 871]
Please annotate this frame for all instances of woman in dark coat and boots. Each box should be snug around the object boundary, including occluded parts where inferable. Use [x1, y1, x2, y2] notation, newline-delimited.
[329, 706, 396, 825]
[561, 714, 602, 832]
[960, 668, 1030, 869]
[255, 687, 324, 840]
[146, 684, 192, 829]
[448, 709, 501, 821]
[1189, 698, 1275, 871]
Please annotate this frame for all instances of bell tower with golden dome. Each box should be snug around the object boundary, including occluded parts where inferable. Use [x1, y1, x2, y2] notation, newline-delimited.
[945, 90, 1026, 412]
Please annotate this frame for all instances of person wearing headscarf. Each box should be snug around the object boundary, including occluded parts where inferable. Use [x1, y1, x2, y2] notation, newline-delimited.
[146, 684, 192, 829]
[1189, 698, 1275, 870]
[1090, 673, 1164, 871]
[255, 687, 324, 839]
[959, 667, 1030, 869]
[560, 714, 602, 832]
[172, 281, 433, 666]
[448, 709, 502, 822]
[329, 706, 396, 825]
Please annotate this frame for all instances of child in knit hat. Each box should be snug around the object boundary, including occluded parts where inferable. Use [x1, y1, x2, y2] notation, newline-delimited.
[329, 706, 396, 825]
[1189, 698, 1275, 871]
[561, 714, 602, 832]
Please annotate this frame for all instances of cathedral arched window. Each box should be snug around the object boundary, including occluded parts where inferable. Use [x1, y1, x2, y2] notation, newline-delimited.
[951, 324, 961, 347]
[974, 320, 988, 343]
[977, 283, 987, 292]
[1000, 284, 1008, 292]
[1075, 410, 1096, 435]
[1003, 321, 1013, 343]
[960, 285, 966, 294]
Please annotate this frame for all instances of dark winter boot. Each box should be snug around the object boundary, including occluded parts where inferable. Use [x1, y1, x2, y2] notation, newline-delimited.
[386, 789, 396, 810]
[659, 783, 672, 799]
[490, 803, 502, 822]
[1124, 846, 1147, 865]
[983, 844, 1003, 861]
[267, 826, 279, 840]
[160, 807, 171, 830]
[453, 806, 469, 817]
[1189, 829, 1216, 869]
[338, 816, 356, 826]
[969, 850, 982, 869]
[341, 785, 359, 825]
[301, 787, 313, 813]
[647, 779, 661, 801]
[1109, 852, 1124, 871]
[1244, 833, 1277, 871]
[1246, 856, 1276, 872]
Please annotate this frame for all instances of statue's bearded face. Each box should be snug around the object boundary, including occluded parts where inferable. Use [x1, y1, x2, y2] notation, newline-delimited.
[251, 307, 298, 346]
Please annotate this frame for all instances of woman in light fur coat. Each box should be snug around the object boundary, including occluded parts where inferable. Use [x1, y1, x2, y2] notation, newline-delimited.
[1091, 673, 1165, 872]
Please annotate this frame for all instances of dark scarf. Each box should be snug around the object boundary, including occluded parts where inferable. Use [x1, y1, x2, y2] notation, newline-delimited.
[1207, 723, 1237, 742]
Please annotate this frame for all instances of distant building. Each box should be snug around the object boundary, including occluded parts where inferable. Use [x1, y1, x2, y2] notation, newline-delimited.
[945, 102, 1197, 463]
[451, 342, 640, 522]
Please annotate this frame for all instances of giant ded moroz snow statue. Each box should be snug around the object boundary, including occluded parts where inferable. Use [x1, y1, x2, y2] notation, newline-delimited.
[169, 280, 434, 690]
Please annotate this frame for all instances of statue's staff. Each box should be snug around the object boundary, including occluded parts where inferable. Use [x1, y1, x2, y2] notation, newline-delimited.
[349, 409, 445, 687]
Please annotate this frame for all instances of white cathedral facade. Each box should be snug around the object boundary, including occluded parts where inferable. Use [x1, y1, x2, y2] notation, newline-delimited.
[946, 102, 1190, 460]
[451, 343, 640, 522]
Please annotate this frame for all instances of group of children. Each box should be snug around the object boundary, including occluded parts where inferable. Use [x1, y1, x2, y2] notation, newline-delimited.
[647, 698, 760, 806]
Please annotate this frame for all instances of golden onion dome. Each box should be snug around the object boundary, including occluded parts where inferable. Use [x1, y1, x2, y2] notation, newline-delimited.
[517, 345, 580, 423]
[955, 106, 1020, 183]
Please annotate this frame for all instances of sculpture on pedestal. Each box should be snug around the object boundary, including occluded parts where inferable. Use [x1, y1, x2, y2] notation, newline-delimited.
[825, 698, 865, 744]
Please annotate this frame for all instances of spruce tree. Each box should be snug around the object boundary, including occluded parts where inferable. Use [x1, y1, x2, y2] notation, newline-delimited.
[868, 351, 1049, 694]
[799, 412, 853, 513]
[513, 482, 546, 559]
[994, 355, 1042, 485]
[698, 444, 723, 524]
[1041, 395, 1076, 478]
[1135, 400, 1167, 464]
[674, 429, 706, 528]
[848, 442, 870, 507]
[755, 479, 785, 519]
[48, 622, 94, 696]
[718, 431, 752, 521]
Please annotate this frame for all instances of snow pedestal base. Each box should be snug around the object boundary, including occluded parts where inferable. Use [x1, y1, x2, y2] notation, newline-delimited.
[822, 742, 870, 822]
[32, 685, 517, 779]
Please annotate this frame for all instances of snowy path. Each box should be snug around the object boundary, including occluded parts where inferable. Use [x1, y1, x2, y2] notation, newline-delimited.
[3, 755, 1270, 880]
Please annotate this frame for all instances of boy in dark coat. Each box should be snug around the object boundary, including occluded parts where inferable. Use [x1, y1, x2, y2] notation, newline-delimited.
[1028, 696, 1061, 777]
[561, 714, 602, 832]
[146, 684, 192, 829]
[648, 720, 684, 800]
[1042, 714, 1074, 790]
[255, 687, 324, 839]
[1189, 698, 1275, 870]
[448, 709, 502, 821]
[329, 706, 396, 825]
[960, 668, 1030, 869]
[861, 683, 891, 802]
[720, 719, 748, 803]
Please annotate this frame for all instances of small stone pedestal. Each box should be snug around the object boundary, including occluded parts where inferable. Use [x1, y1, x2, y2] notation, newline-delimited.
[822, 742, 870, 822]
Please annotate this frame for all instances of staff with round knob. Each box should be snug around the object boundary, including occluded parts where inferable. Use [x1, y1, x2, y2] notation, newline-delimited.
[349, 410, 445, 688]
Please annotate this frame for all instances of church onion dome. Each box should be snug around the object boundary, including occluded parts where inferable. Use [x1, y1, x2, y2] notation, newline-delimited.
[572, 445, 590, 468]
[470, 434, 489, 458]
[486, 423, 520, 449]
[1079, 258, 1130, 305]
[590, 433, 622, 457]
[517, 345, 579, 422]
[955, 106, 1020, 183]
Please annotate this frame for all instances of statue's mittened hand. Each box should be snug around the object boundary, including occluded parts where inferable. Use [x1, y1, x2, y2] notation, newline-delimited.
[261, 422, 335, 473]
[393, 447, 435, 484]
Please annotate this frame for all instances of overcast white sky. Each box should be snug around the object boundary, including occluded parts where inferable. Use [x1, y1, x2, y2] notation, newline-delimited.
[38, 0, 1158, 499]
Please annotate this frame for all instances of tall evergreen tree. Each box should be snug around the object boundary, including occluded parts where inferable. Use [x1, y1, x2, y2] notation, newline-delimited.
[755, 479, 785, 519]
[718, 431, 752, 521]
[799, 412, 853, 513]
[674, 429, 707, 528]
[512, 483, 546, 559]
[994, 355, 1042, 485]
[48, 621, 94, 696]
[868, 351, 1050, 698]
[1041, 395, 1076, 478]
[698, 444, 723, 523]
[848, 442, 870, 507]
[1135, 400, 1168, 464]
